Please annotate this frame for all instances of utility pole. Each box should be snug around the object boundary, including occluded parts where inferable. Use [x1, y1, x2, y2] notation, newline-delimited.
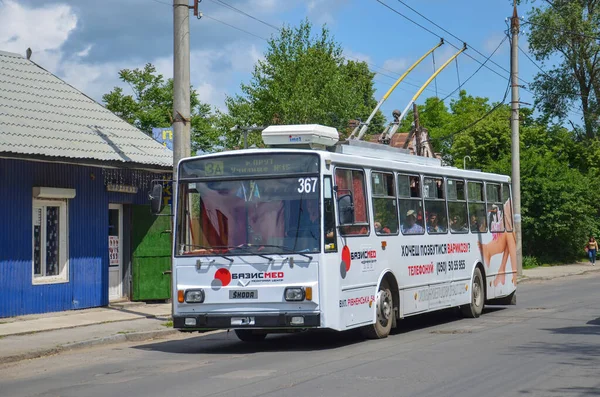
[510, 4, 523, 276]
[173, 0, 192, 177]
[413, 103, 421, 156]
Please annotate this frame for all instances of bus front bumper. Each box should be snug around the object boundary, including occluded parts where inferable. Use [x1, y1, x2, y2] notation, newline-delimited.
[173, 312, 321, 330]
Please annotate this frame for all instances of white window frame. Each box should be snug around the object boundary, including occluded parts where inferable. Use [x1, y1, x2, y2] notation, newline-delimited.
[32, 199, 69, 284]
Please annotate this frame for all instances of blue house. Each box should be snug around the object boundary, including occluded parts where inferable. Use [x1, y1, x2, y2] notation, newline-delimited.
[0, 50, 173, 317]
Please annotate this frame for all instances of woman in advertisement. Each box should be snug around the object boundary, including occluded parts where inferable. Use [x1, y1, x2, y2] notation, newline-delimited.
[477, 198, 517, 286]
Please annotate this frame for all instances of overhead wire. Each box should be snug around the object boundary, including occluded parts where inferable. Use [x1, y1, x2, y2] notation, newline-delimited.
[394, 0, 523, 83]
[202, 15, 270, 41]
[522, 20, 600, 41]
[418, 34, 509, 120]
[375, 0, 534, 93]
[425, 77, 512, 145]
[194, 0, 458, 98]
[206, 0, 282, 31]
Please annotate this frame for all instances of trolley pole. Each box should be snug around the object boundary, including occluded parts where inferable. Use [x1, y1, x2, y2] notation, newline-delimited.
[510, 4, 523, 276]
[173, 0, 192, 177]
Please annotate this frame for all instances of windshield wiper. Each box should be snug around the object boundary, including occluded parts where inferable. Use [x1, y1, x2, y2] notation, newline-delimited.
[257, 244, 314, 261]
[179, 244, 234, 263]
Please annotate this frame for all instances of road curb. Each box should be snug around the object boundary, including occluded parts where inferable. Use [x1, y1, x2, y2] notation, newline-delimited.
[518, 267, 600, 284]
[0, 313, 172, 338]
[1, 328, 179, 365]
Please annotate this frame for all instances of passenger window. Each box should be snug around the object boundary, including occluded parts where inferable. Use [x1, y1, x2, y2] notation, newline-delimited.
[335, 168, 369, 236]
[324, 176, 337, 251]
[424, 177, 447, 234]
[467, 181, 487, 233]
[371, 172, 399, 235]
[502, 183, 513, 232]
[447, 179, 468, 233]
[486, 183, 504, 233]
[398, 174, 424, 235]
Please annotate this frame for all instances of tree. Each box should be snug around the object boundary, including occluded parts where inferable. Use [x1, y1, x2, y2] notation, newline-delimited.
[102, 63, 221, 153]
[221, 19, 385, 147]
[526, 0, 600, 139]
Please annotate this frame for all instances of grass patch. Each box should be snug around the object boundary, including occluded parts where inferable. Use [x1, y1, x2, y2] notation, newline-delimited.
[162, 321, 173, 328]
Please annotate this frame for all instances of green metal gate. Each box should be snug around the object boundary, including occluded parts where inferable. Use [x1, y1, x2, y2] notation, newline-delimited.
[131, 205, 172, 301]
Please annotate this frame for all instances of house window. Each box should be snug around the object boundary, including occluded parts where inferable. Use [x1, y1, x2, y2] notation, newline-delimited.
[32, 199, 68, 283]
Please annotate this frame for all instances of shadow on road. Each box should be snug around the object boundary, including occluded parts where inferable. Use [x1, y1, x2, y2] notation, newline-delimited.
[540, 316, 600, 336]
[134, 306, 505, 355]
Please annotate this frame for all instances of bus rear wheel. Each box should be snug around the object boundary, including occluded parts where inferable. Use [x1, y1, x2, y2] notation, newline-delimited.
[234, 329, 267, 342]
[461, 267, 484, 318]
[362, 279, 393, 339]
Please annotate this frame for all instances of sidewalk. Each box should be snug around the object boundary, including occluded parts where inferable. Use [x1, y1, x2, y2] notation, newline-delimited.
[1, 263, 599, 365]
[0, 302, 177, 364]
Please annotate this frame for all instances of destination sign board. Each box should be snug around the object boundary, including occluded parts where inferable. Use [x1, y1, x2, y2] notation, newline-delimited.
[180, 153, 320, 179]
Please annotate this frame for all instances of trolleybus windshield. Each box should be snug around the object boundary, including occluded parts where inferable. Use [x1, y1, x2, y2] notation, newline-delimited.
[176, 153, 321, 256]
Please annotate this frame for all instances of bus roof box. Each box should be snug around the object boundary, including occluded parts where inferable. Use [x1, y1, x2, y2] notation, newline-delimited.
[262, 124, 339, 149]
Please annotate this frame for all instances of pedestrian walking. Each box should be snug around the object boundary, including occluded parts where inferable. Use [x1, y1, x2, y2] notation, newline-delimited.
[585, 236, 598, 265]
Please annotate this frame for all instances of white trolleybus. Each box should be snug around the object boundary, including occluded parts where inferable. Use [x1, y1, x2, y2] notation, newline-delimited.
[152, 124, 517, 342]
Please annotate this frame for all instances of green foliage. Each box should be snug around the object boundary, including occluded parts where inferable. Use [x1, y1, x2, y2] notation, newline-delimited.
[526, 0, 600, 138]
[221, 19, 385, 147]
[522, 256, 541, 269]
[102, 63, 221, 153]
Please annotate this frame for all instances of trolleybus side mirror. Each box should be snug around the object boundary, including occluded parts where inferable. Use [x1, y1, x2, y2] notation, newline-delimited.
[149, 184, 164, 215]
[337, 194, 355, 225]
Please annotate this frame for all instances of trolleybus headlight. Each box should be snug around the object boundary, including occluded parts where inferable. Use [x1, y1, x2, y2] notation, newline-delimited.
[284, 287, 305, 301]
[185, 289, 205, 303]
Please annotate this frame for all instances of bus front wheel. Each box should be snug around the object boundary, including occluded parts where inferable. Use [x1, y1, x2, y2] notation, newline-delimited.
[234, 329, 267, 342]
[461, 267, 484, 318]
[362, 279, 393, 339]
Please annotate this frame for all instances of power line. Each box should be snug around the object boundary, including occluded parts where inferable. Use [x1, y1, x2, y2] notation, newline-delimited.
[207, 0, 281, 31]
[203, 15, 269, 41]
[518, 44, 588, 116]
[422, 34, 509, 115]
[376, 0, 529, 88]
[426, 77, 512, 145]
[395, 0, 520, 83]
[523, 20, 600, 41]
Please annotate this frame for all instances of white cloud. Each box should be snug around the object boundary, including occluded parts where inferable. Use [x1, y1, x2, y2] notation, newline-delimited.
[0, 0, 267, 113]
[483, 32, 508, 54]
[76, 44, 93, 58]
[382, 58, 409, 73]
[344, 49, 372, 64]
[0, 0, 77, 71]
[305, 0, 349, 25]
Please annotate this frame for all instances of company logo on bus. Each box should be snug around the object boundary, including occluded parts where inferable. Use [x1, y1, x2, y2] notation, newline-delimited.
[232, 272, 284, 281]
[214, 268, 232, 287]
[350, 250, 377, 260]
[213, 268, 285, 287]
[340, 246, 351, 279]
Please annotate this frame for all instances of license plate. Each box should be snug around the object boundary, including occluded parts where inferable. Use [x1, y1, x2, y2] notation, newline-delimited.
[229, 290, 258, 299]
[231, 317, 255, 326]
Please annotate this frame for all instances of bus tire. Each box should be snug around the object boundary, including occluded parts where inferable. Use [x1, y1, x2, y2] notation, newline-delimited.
[234, 329, 267, 342]
[461, 267, 484, 318]
[362, 279, 393, 339]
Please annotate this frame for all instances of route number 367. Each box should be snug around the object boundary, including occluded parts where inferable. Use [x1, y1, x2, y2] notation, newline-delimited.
[298, 177, 318, 193]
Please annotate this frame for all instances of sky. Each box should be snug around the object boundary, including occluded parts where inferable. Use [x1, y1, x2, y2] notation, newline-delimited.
[0, 0, 579, 125]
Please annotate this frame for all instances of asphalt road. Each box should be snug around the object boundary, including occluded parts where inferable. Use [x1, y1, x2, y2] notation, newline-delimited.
[1, 274, 599, 397]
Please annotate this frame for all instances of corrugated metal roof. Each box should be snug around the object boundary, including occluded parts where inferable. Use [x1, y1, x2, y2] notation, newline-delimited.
[0, 50, 172, 169]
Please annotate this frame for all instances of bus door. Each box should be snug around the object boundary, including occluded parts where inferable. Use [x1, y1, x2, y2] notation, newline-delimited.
[423, 176, 452, 310]
[334, 167, 376, 329]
